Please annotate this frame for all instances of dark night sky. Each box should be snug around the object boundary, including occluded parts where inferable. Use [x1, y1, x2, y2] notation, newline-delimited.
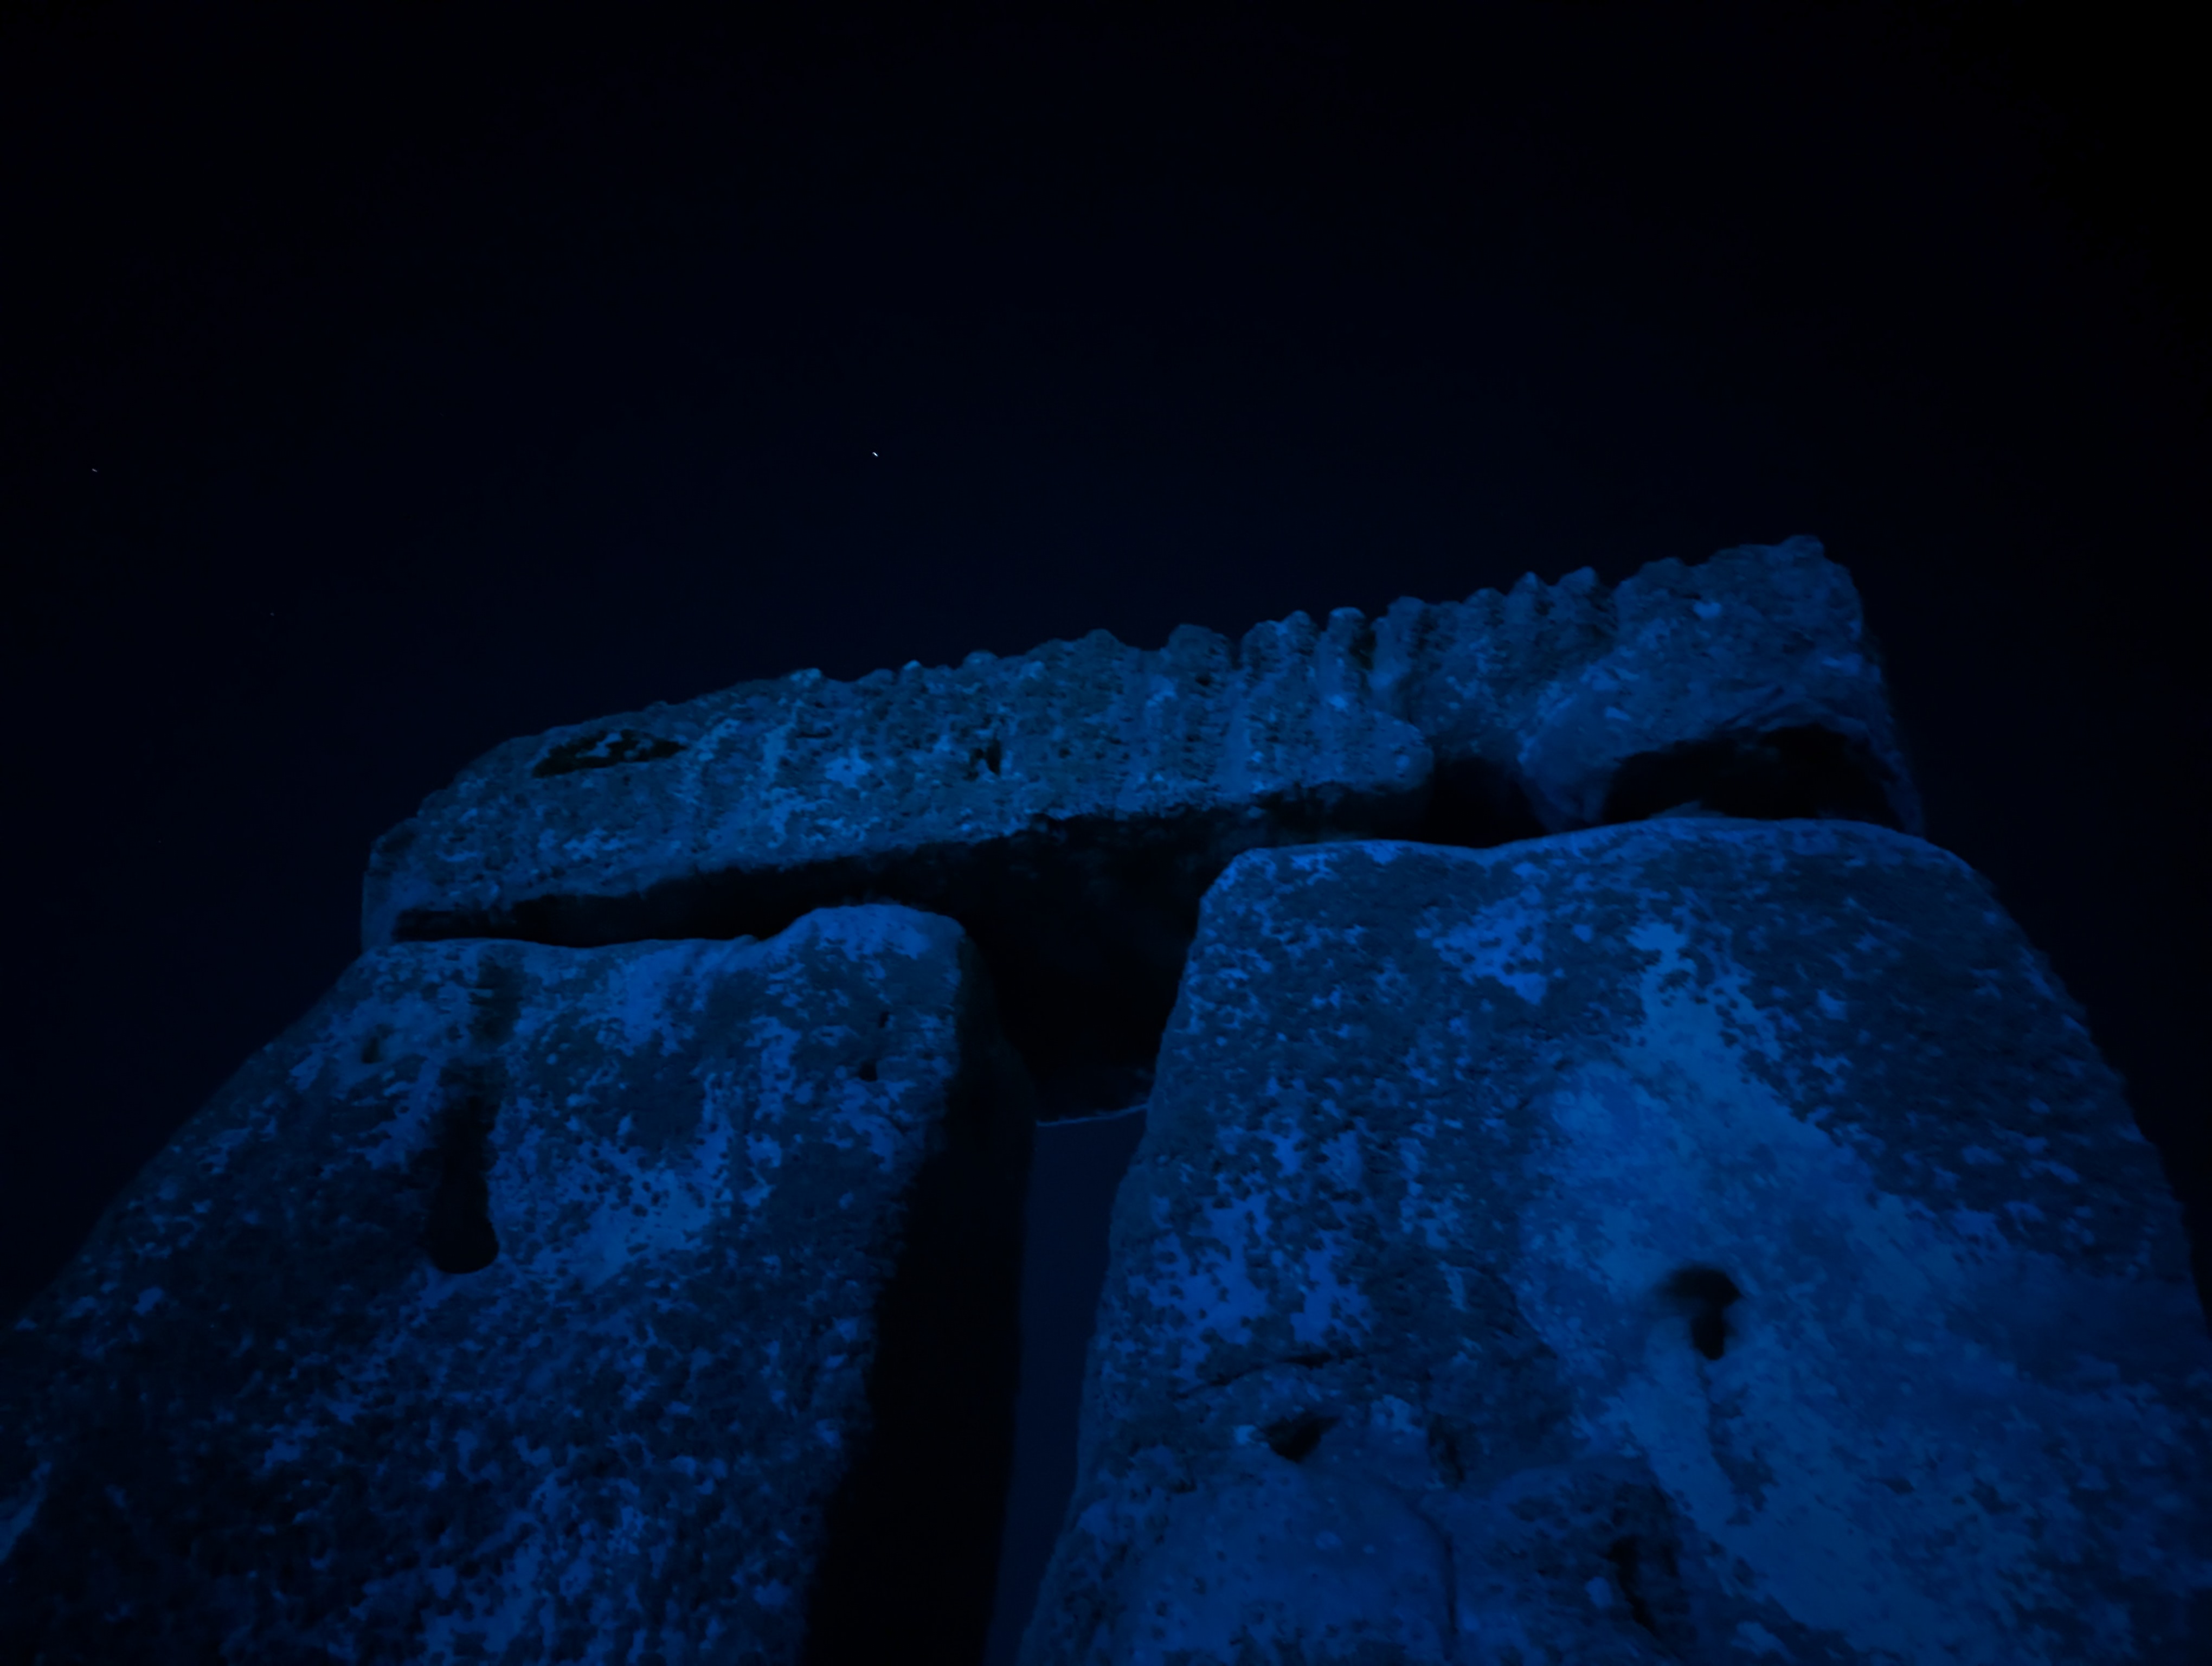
[2, 3, 2205, 1619]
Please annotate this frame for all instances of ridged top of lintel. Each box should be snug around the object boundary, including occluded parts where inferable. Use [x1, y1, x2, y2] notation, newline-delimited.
[362, 536, 1919, 949]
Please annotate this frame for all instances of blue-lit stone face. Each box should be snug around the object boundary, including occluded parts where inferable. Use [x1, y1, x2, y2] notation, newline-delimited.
[8, 538, 2200, 1665]
[0, 908, 1029, 1664]
[1029, 824, 2210, 1666]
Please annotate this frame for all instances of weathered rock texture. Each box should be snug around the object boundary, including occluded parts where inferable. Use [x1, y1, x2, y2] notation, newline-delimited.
[1026, 823, 2211, 1665]
[18, 537, 2151, 1666]
[0, 907, 1031, 1665]
[361, 537, 1914, 1117]
[1369, 538, 1918, 836]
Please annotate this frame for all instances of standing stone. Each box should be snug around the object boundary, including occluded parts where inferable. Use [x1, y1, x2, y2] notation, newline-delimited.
[0, 906, 1031, 1665]
[1025, 823, 2210, 1665]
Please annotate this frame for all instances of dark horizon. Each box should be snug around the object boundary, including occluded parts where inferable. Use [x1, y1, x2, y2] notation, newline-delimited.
[4, 15, 2206, 1639]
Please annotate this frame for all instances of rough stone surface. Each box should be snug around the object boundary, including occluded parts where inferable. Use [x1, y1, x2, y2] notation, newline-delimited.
[1371, 536, 1920, 836]
[362, 607, 1430, 952]
[362, 538, 1916, 960]
[0, 906, 1030, 1665]
[1024, 823, 2210, 1665]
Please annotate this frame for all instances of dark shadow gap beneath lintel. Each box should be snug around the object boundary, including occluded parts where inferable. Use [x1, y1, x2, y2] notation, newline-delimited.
[801, 949, 1035, 1666]
[1600, 724, 1906, 829]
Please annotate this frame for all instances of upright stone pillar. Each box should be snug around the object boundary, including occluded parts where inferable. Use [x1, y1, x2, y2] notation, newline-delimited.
[1025, 822, 2211, 1665]
[1, 906, 1030, 1665]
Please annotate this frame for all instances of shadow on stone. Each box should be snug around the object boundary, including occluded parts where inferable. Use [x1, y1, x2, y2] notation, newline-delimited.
[801, 954, 1035, 1666]
[1261, 1411, 1340, 1464]
[1414, 753, 1548, 847]
[1602, 724, 1902, 827]
[1661, 1265, 1743, 1362]
[421, 1061, 500, 1275]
